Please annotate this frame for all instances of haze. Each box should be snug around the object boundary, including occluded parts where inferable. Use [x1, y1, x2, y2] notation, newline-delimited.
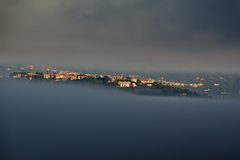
[1, 0, 240, 72]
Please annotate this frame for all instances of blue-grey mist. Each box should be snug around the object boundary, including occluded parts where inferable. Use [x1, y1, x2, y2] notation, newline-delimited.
[1, 80, 240, 160]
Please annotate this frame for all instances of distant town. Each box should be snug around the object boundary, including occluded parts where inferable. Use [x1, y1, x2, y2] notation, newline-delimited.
[11, 69, 203, 89]
[1, 64, 239, 98]
[5, 65, 206, 97]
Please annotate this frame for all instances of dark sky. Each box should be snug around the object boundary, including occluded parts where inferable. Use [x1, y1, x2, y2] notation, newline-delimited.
[1, 0, 240, 72]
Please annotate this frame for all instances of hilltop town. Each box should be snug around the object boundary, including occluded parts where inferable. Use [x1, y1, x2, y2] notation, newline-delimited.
[1, 64, 239, 98]
[8, 65, 204, 97]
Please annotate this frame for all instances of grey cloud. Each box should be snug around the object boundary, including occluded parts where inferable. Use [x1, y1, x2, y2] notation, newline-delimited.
[2, 0, 240, 46]
[1, 0, 240, 72]
[58, 0, 240, 49]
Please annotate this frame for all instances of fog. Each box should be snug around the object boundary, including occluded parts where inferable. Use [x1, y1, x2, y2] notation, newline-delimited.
[1, 80, 240, 160]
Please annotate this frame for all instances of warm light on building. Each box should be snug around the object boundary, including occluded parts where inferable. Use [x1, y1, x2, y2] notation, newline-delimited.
[118, 81, 131, 88]
[43, 74, 51, 79]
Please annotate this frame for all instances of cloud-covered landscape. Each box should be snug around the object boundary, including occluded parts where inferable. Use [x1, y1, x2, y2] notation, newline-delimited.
[2, 1, 240, 160]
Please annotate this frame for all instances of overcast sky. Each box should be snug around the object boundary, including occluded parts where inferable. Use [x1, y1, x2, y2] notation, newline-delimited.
[1, 0, 240, 72]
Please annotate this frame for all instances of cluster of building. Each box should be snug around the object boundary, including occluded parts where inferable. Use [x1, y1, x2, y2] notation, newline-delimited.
[12, 70, 204, 89]
[161, 80, 203, 88]
[12, 72, 38, 80]
[42, 72, 97, 81]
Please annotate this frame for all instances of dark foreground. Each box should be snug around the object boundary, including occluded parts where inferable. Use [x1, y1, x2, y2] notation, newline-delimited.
[1, 80, 240, 160]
